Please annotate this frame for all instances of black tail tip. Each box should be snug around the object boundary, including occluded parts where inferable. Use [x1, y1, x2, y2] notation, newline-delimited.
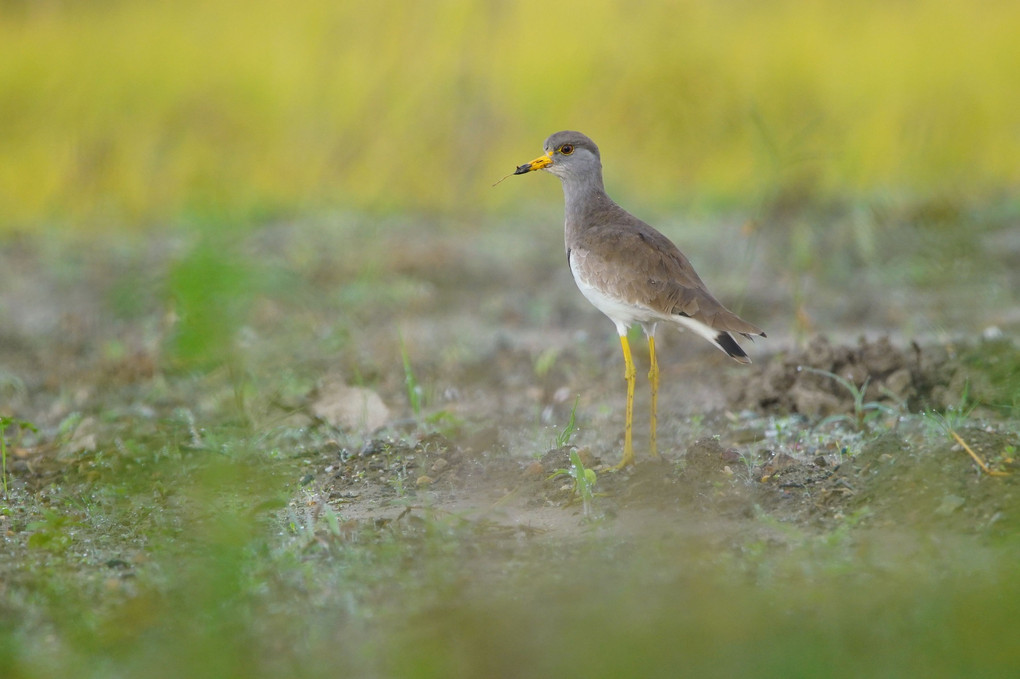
[716, 332, 751, 363]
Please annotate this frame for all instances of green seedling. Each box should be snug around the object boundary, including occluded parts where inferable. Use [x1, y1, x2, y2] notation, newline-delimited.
[399, 332, 423, 418]
[388, 472, 407, 498]
[1, 416, 37, 497]
[549, 449, 598, 519]
[533, 347, 561, 378]
[935, 379, 977, 432]
[555, 396, 581, 448]
[801, 367, 897, 430]
[424, 410, 463, 438]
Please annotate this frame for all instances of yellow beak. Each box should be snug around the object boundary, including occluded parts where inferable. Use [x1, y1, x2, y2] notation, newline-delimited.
[513, 150, 553, 175]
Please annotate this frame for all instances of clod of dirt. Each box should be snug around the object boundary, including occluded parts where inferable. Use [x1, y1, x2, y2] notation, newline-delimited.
[683, 438, 735, 476]
[728, 334, 1018, 416]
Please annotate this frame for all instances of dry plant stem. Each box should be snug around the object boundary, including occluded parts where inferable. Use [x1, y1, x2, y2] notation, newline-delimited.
[949, 429, 1010, 477]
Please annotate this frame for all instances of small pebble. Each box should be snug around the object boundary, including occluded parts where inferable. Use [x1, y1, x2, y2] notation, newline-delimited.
[415, 475, 434, 487]
[575, 448, 595, 467]
[934, 494, 965, 517]
[523, 461, 545, 478]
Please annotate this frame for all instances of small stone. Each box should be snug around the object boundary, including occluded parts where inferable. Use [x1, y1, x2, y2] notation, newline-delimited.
[721, 449, 743, 464]
[311, 379, 390, 434]
[553, 386, 572, 404]
[934, 494, 965, 517]
[67, 416, 99, 452]
[523, 461, 545, 478]
[770, 452, 796, 470]
[415, 475, 434, 487]
[430, 458, 449, 474]
[575, 448, 595, 468]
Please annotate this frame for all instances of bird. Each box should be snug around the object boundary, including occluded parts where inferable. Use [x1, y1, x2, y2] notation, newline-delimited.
[513, 130, 765, 469]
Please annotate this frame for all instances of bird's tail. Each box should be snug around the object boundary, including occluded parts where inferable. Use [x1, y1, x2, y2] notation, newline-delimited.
[672, 313, 765, 364]
[714, 331, 752, 364]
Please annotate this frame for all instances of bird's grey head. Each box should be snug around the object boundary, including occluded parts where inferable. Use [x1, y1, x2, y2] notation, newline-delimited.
[514, 131, 603, 184]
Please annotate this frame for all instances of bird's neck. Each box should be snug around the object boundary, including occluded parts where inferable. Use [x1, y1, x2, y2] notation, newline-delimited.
[561, 172, 612, 235]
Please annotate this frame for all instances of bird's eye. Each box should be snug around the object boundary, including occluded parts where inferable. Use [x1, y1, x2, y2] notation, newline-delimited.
[559, 144, 574, 155]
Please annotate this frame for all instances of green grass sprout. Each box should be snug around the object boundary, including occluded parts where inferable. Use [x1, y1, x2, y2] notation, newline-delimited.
[802, 367, 898, 430]
[555, 396, 581, 448]
[0, 416, 37, 497]
[399, 332, 423, 418]
[549, 449, 598, 519]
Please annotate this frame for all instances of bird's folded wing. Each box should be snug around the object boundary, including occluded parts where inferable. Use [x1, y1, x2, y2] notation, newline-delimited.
[573, 225, 764, 338]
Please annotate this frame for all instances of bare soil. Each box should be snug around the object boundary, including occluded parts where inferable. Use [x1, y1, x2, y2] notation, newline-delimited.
[306, 335, 1020, 544]
[2, 215, 1020, 677]
[3, 219, 1017, 548]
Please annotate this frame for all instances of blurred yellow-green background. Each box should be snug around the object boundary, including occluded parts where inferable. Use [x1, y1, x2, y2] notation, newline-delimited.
[3, 0, 1019, 229]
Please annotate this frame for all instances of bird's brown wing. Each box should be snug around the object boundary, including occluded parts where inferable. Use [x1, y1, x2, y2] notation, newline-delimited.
[573, 218, 765, 338]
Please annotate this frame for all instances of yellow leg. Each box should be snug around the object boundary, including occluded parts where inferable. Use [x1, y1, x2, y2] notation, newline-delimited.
[612, 334, 636, 470]
[648, 335, 659, 459]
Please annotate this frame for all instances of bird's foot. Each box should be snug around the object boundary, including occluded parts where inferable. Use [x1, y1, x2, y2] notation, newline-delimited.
[609, 451, 635, 472]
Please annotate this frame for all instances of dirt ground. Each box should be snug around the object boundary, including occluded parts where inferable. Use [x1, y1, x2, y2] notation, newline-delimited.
[302, 332, 1020, 545]
[2, 214, 1020, 677]
[2, 217, 1018, 541]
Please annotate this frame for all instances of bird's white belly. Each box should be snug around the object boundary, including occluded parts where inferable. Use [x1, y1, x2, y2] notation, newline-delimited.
[570, 257, 660, 336]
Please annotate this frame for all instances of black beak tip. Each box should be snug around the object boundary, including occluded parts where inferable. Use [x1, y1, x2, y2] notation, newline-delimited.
[513, 164, 531, 175]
